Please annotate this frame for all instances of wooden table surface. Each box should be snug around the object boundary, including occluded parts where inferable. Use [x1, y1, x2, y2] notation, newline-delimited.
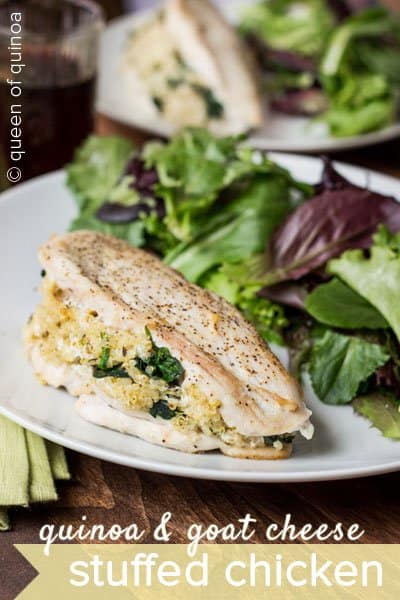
[1, 116, 400, 599]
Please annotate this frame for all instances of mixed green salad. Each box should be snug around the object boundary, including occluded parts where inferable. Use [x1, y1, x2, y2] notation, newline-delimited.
[240, 0, 400, 137]
[67, 128, 400, 439]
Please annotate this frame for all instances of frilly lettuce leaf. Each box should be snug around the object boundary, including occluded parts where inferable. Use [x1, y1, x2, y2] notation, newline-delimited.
[321, 72, 394, 137]
[319, 7, 400, 136]
[321, 7, 399, 77]
[66, 135, 134, 210]
[353, 392, 400, 439]
[66, 135, 146, 245]
[165, 173, 300, 282]
[144, 128, 309, 242]
[240, 0, 334, 57]
[329, 226, 400, 341]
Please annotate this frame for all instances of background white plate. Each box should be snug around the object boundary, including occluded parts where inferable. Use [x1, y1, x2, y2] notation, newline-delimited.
[1, 154, 400, 482]
[97, 7, 400, 153]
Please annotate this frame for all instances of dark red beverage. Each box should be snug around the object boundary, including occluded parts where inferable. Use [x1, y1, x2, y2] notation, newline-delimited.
[0, 0, 103, 186]
[0, 53, 95, 181]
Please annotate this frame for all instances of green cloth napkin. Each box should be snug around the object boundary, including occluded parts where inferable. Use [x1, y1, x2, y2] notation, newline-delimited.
[0, 415, 70, 531]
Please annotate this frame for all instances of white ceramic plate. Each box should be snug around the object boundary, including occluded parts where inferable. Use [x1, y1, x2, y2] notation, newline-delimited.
[1, 154, 400, 482]
[97, 7, 400, 153]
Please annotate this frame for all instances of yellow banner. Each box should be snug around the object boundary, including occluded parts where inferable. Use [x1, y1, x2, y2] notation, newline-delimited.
[16, 544, 400, 599]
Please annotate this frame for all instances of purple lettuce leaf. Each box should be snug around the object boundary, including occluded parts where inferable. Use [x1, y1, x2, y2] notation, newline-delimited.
[271, 88, 327, 117]
[97, 157, 165, 224]
[259, 271, 328, 309]
[260, 159, 400, 286]
[326, 0, 354, 21]
[327, 0, 376, 21]
[123, 156, 159, 195]
[260, 282, 308, 309]
[314, 155, 351, 192]
[245, 34, 317, 73]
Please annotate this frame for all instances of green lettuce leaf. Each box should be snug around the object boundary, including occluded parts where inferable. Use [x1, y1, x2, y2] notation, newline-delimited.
[144, 128, 309, 242]
[66, 129, 311, 258]
[66, 136, 153, 247]
[66, 135, 134, 211]
[203, 270, 241, 305]
[143, 129, 238, 241]
[353, 393, 400, 439]
[319, 7, 399, 136]
[321, 7, 399, 77]
[70, 214, 145, 247]
[321, 72, 394, 137]
[329, 226, 400, 341]
[357, 40, 400, 87]
[236, 291, 288, 345]
[165, 176, 294, 281]
[240, 0, 334, 58]
[309, 330, 389, 405]
[305, 277, 388, 330]
[204, 269, 288, 345]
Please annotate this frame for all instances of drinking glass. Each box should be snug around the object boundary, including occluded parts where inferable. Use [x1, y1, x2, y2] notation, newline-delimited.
[0, 0, 104, 186]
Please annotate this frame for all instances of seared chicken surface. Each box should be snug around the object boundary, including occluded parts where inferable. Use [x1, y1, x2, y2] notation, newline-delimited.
[25, 231, 312, 459]
[122, 0, 263, 135]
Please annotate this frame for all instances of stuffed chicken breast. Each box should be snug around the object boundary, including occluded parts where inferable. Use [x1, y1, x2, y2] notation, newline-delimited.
[122, 0, 263, 135]
[25, 231, 312, 459]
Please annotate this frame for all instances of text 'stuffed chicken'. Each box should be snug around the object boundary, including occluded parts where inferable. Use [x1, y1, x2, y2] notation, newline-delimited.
[25, 231, 313, 459]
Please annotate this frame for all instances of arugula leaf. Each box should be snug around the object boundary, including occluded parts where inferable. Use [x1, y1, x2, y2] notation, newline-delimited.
[148, 347, 183, 384]
[305, 277, 388, 330]
[309, 330, 389, 405]
[93, 343, 131, 379]
[329, 226, 400, 342]
[353, 392, 400, 439]
[149, 400, 181, 420]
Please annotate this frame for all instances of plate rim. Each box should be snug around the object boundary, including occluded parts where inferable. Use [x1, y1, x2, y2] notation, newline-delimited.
[96, 10, 400, 153]
[1, 402, 400, 483]
[1, 156, 400, 482]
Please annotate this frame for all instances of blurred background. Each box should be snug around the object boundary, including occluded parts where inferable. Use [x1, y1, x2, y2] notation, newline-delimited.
[113, 0, 400, 17]
[1, 0, 399, 191]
